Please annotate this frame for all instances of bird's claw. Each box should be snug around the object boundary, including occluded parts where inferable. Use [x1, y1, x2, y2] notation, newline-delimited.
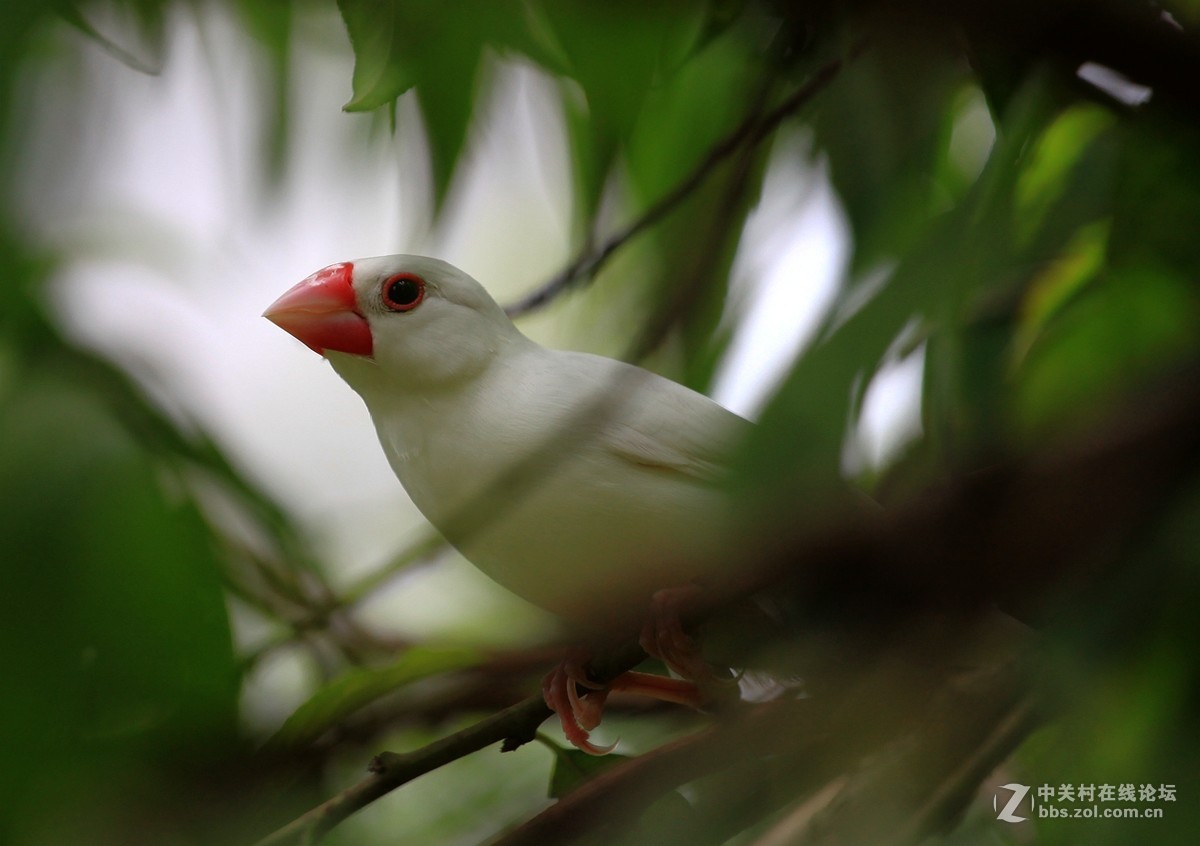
[542, 656, 617, 755]
[543, 586, 730, 754]
[639, 585, 726, 687]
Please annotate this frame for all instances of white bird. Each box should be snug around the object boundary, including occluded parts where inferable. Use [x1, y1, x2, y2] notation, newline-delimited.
[265, 255, 750, 751]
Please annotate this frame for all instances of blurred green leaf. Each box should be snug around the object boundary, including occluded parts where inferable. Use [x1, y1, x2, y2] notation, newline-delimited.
[539, 734, 633, 798]
[271, 645, 483, 747]
[627, 21, 757, 204]
[1015, 105, 1113, 246]
[58, 0, 167, 75]
[234, 0, 294, 186]
[1013, 219, 1108, 361]
[629, 787, 700, 842]
[1108, 117, 1200, 274]
[338, 0, 416, 111]
[338, 0, 531, 208]
[560, 80, 618, 230]
[915, 71, 1060, 463]
[1012, 264, 1200, 437]
[814, 33, 964, 271]
[0, 359, 239, 834]
[1013, 483, 1200, 846]
[539, 0, 708, 230]
[737, 212, 950, 517]
[538, 1, 702, 141]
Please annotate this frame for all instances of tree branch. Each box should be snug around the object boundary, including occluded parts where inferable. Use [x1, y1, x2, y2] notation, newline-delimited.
[505, 50, 855, 318]
[252, 698, 546, 846]
[251, 641, 647, 846]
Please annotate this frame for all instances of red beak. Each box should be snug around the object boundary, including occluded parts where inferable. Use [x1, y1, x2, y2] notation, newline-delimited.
[264, 262, 373, 357]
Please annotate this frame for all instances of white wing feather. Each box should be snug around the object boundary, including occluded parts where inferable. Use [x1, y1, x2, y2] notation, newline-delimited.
[551, 351, 749, 483]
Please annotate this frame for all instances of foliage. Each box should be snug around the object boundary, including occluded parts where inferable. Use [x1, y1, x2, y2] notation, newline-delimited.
[1, 1, 1199, 844]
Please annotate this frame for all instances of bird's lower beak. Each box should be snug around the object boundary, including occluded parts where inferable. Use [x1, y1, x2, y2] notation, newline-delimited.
[264, 262, 373, 357]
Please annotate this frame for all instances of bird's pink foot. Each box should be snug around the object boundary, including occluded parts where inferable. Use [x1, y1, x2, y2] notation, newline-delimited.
[542, 654, 615, 755]
[543, 586, 731, 755]
[609, 670, 706, 707]
[639, 585, 725, 686]
[541, 656, 708, 755]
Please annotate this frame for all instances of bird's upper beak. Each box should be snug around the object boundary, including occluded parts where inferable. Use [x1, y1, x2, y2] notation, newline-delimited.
[263, 262, 373, 357]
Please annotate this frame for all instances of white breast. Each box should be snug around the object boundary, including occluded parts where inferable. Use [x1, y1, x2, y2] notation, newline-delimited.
[368, 345, 745, 628]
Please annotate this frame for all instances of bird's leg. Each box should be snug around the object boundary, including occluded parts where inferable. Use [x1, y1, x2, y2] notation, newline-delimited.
[542, 665, 711, 755]
[541, 651, 616, 755]
[541, 651, 710, 755]
[543, 586, 735, 755]
[608, 670, 707, 706]
[639, 584, 726, 687]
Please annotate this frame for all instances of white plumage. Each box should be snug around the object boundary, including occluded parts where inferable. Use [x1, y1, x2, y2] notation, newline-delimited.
[268, 255, 749, 630]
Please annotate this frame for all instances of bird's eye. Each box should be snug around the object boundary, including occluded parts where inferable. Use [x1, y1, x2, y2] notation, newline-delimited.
[381, 273, 425, 312]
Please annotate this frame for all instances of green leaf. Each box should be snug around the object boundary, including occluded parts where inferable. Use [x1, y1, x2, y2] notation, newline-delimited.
[270, 646, 483, 747]
[539, 734, 633, 798]
[912, 72, 1063, 464]
[560, 81, 618, 236]
[1108, 117, 1200, 274]
[634, 787, 699, 838]
[58, 0, 166, 75]
[54, 343, 321, 582]
[814, 36, 965, 271]
[1012, 264, 1200, 438]
[413, 49, 484, 210]
[538, 0, 708, 228]
[338, 0, 416, 111]
[536, 2, 667, 138]
[234, 0, 294, 186]
[1012, 219, 1109, 362]
[734, 239, 935, 521]
[1015, 105, 1114, 248]
[0, 365, 240, 774]
[338, 0, 515, 208]
[626, 21, 755, 204]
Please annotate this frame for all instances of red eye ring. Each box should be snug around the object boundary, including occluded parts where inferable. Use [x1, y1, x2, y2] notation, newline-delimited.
[381, 273, 425, 312]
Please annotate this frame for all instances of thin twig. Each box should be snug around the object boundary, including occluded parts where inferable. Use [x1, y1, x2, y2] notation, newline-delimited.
[251, 641, 647, 846]
[239, 531, 448, 671]
[339, 529, 448, 606]
[252, 697, 550, 846]
[504, 52, 853, 317]
[626, 107, 766, 363]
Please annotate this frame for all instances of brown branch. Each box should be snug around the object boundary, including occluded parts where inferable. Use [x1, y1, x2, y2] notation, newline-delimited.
[252, 698, 548, 846]
[504, 50, 856, 317]
[625, 102, 767, 363]
[251, 641, 647, 846]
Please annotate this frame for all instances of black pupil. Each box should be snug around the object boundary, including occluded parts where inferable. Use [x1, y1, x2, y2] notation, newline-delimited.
[388, 278, 419, 307]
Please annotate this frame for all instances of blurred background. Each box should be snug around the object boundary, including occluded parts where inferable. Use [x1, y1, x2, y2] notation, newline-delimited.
[2, 1, 1198, 844]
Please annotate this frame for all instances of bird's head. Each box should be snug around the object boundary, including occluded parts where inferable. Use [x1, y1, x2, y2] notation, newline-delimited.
[264, 255, 524, 391]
